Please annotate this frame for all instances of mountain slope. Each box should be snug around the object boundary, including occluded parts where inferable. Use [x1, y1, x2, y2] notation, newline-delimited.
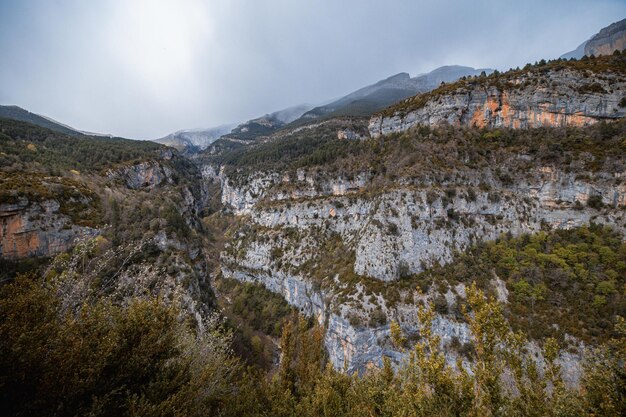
[199, 54, 626, 374]
[0, 105, 82, 136]
[203, 117, 626, 374]
[295, 65, 491, 122]
[585, 17, 626, 56]
[224, 104, 312, 141]
[560, 18, 626, 59]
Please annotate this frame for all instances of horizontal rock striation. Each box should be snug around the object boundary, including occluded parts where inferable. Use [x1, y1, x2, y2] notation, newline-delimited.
[209, 160, 624, 376]
[369, 64, 626, 137]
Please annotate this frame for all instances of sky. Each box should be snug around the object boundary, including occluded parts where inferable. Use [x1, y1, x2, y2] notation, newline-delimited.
[0, 0, 625, 139]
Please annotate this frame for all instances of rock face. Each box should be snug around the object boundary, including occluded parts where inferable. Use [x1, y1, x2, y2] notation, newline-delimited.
[337, 129, 366, 140]
[561, 18, 626, 59]
[369, 66, 626, 138]
[106, 161, 174, 189]
[207, 159, 625, 378]
[0, 198, 97, 259]
[584, 18, 626, 57]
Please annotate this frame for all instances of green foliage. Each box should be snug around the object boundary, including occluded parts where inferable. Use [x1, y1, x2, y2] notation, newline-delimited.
[414, 224, 626, 345]
[215, 278, 298, 369]
[3, 263, 625, 416]
[0, 274, 237, 417]
[0, 118, 164, 174]
[222, 279, 295, 337]
[221, 285, 625, 417]
[202, 118, 368, 180]
[587, 194, 603, 209]
[390, 319, 407, 349]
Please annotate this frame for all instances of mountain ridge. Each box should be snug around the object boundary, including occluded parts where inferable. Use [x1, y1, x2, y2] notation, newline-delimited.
[294, 65, 492, 123]
[560, 17, 626, 59]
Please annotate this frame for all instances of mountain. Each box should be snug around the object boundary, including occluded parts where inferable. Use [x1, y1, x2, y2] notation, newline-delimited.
[370, 53, 626, 137]
[191, 68, 486, 146]
[224, 104, 312, 141]
[0, 104, 113, 137]
[3, 19, 626, 417]
[560, 18, 626, 59]
[0, 105, 82, 135]
[294, 65, 491, 122]
[585, 17, 626, 56]
[202, 55, 626, 375]
[154, 124, 236, 152]
[560, 40, 587, 60]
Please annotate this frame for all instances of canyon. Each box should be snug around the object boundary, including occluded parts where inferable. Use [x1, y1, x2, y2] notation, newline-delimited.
[1, 53, 625, 388]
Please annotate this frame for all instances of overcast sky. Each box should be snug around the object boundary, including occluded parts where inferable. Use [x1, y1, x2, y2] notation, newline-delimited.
[0, 0, 624, 139]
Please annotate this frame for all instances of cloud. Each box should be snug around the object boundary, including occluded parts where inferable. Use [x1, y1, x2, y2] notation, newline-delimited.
[0, 0, 624, 139]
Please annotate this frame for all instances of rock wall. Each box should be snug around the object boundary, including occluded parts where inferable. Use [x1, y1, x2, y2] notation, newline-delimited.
[0, 198, 97, 259]
[585, 18, 626, 57]
[106, 160, 174, 189]
[210, 161, 624, 377]
[369, 68, 626, 137]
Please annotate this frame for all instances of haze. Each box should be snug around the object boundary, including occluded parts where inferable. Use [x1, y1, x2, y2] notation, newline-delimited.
[0, 0, 624, 139]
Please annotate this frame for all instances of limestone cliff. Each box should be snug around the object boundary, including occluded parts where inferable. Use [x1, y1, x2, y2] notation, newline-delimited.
[206, 151, 624, 376]
[369, 55, 626, 137]
[584, 18, 626, 57]
[0, 197, 97, 259]
[199, 89, 626, 374]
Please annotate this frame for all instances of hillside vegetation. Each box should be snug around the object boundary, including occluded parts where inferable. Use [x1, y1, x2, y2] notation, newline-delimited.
[2, 264, 624, 416]
[0, 118, 164, 174]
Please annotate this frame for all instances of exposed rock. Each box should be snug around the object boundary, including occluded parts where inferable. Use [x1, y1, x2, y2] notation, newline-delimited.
[0, 198, 97, 259]
[337, 129, 367, 140]
[369, 64, 626, 137]
[561, 18, 626, 59]
[106, 161, 174, 189]
[210, 159, 624, 377]
[584, 18, 626, 57]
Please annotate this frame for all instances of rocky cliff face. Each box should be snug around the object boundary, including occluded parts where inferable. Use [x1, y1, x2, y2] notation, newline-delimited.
[206, 155, 625, 378]
[584, 18, 626, 57]
[0, 197, 97, 259]
[105, 149, 178, 190]
[369, 58, 626, 137]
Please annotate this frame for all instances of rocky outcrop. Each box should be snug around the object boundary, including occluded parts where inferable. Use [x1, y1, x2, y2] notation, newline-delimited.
[584, 18, 626, 57]
[221, 228, 585, 383]
[369, 63, 626, 137]
[214, 162, 625, 280]
[0, 198, 97, 259]
[106, 160, 174, 189]
[337, 129, 366, 140]
[202, 165, 369, 215]
[210, 159, 624, 377]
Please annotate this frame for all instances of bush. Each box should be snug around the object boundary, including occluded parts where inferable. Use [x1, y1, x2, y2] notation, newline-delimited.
[587, 194, 604, 209]
[0, 274, 237, 416]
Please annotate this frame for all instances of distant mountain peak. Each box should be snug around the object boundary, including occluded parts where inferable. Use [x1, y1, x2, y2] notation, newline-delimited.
[560, 18, 626, 59]
[379, 72, 411, 83]
[293, 65, 491, 122]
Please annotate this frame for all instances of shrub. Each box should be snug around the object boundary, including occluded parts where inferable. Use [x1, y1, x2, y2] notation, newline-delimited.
[587, 194, 604, 209]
